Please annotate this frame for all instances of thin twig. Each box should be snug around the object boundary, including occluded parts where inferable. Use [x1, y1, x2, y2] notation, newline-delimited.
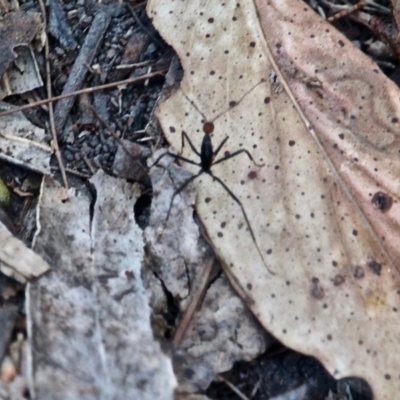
[38, 0, 69, 188]
[0, 70, 166, 119]
[217, 375, 250, 400]
[172, 256, 216, 346]
[50, 166, 91, 179]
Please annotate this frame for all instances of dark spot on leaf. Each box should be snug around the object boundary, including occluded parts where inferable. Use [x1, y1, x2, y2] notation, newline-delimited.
[352, 229, 358, 236]
[221, 222, 226, 228]
[264, 97, 270, 104]
[169, 126, 176, 133]
[372, 191, 392, 212]
[274, 165, 280, 170]
[210, 70, 215, 75]
[267, 249, 272, 254]
[338, 133, 344, 140]
[385, 374, 391, 380]
[391, 117, 398, 123]
[229, 100, 237, 108]
[247, 283, 252, 290]
[217, 232, 223, 238]
[249, 41, 256, 47]
[288, 140, 296, 146]
[338, 40, 345, 47]
[208, 17, 214, 23]
[353, 266, 365, 279]
[311, 277, 324, 299]
[125, 270, 134, 280]
[205, 197, 211, 203]
[327, 334, 332, 340]
[203, 122, 214, 134]
[332, 260, 337, 267]
[248, 171, 257, 179]
[332, 275, 345, 286]
[367, 259, 382, 276]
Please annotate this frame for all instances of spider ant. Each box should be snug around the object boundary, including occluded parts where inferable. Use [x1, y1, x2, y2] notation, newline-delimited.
[150, 82, 275, 275]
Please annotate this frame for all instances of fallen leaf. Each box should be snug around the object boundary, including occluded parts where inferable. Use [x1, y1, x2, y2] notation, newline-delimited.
[145, 152, 269, 392]
[0, 103, 51, 174]
[27, 171, 176, 399]
[147, 0, 400, 398]
[0, 11, 42, 79]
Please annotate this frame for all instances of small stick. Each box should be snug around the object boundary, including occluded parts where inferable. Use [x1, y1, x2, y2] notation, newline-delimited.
[54, 9, 112, 141]
[0, 70, 165, 118]
[38, 0, 68, 188]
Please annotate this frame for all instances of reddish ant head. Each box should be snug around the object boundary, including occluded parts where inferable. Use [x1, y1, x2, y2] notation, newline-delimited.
[203, 121, 214, 135]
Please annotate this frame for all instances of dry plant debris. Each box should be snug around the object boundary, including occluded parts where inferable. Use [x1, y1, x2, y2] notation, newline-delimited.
[145, 152, 270, 393]
[0, 221, 49, 283]
[27, 171, 176, 399]
[0, 104, 51, 174]
[0, 11, 43, 80]
[147, 0, 400, 398]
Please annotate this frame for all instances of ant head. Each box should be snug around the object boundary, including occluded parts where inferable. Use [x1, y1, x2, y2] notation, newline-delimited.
[203, 121, 214, 135]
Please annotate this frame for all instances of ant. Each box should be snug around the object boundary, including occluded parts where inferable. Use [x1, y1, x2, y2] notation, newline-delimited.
[150, 83, 275, 275]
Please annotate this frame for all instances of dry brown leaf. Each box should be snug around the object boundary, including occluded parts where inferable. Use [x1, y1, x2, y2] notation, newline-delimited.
[147, 0, 400, 398]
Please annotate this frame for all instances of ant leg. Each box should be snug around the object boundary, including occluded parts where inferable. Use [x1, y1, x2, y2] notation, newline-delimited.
[207, 172, 275, 275]
[149, 151, 200, 169]
[162, 171, 203, 231]
[212, 136, 229, 158]
[213, 149, 264, 168]
[181, 131, 201, 157]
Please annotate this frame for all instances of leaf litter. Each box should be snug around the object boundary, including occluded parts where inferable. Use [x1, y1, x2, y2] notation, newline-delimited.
[145, 150, 270, 392]
[146, 0, 400, 398]
[27, 171, 176, 399]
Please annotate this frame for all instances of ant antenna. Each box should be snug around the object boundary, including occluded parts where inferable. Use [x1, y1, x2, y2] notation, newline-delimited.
[180, 79, 266, 127]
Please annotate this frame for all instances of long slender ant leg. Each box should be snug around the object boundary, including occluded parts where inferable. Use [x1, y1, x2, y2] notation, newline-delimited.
[212, 136, 229, 159]
[213, 149, 264, 168]
[207, 172, 275, 275]
[181, 131, 201, 157]
[162, 171, 203, 231]
[149, 151, 200, 169]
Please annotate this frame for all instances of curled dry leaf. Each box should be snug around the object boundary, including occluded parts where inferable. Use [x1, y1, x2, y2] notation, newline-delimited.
[147, 0, 400, 398]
